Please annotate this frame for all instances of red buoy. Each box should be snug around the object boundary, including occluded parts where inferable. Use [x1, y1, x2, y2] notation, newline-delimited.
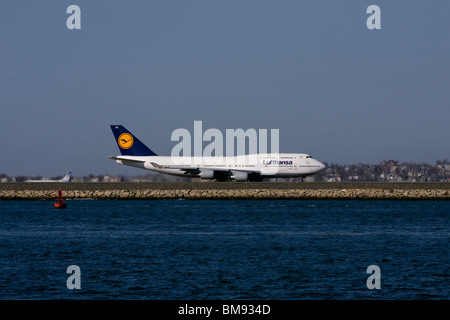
[54, 189, 67, 209]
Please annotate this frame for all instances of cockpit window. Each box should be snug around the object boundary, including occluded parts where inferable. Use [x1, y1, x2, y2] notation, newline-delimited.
[306, 155, 313, 158]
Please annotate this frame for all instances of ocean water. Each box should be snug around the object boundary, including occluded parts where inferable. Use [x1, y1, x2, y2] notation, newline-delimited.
[0, 200, 448, 300]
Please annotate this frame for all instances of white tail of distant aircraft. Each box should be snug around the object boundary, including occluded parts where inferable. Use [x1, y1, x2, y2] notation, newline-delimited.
[25, 172, 72, 183]
[108, 125, 326, 182]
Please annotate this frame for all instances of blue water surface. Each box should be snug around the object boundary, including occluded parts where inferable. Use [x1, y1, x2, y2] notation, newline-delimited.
[0, 200, 448, 299]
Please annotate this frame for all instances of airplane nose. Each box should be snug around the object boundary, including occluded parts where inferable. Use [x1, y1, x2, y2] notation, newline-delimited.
[318, 161, 326, 172]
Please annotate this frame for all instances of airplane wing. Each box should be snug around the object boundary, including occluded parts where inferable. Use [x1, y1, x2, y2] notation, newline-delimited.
[149, 162, 255, 173]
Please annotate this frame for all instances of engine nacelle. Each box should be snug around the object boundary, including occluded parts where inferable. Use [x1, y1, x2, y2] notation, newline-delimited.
[199, 169, 215, 179]
[231, 171, 248, 181]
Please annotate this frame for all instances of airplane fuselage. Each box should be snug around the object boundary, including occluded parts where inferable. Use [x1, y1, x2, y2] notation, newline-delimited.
[112, 153, 326, 181]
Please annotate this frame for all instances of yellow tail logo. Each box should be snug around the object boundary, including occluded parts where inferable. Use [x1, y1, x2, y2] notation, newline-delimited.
[118, 133, 134, 149]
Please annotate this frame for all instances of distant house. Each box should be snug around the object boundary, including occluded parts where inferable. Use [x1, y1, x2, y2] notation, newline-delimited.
[1, 176, 16, 183]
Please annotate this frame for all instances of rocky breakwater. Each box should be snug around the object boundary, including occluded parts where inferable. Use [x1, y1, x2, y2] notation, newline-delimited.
[0, 182, 449, 200]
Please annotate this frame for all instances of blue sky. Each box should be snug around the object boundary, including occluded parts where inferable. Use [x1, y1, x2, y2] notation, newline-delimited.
[1, 1, 449, 176]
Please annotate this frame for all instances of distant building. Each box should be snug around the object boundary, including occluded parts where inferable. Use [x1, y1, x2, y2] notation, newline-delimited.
[102, 175, 122, 182]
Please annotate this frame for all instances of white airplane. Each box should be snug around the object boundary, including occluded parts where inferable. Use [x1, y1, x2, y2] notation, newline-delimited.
[108, 125, 326, 182]
[25, 172, 72, 183]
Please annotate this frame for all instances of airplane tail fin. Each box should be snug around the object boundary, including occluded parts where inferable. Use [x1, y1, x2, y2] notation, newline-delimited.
[62, 171, 72, 182]
[110, 125, 158, 156]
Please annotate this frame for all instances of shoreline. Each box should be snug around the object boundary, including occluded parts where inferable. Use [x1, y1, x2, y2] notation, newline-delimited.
[0, 182, 449, 200]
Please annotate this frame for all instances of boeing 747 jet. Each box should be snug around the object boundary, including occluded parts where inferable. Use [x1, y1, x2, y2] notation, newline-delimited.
[108, 125, 326, 182]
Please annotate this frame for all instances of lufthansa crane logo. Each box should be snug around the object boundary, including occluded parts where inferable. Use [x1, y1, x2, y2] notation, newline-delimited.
[118, 133, 134, 149]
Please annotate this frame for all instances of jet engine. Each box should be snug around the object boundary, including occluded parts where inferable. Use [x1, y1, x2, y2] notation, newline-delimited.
[199, 169, 215, 179]
[231, 171, 248, 181]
